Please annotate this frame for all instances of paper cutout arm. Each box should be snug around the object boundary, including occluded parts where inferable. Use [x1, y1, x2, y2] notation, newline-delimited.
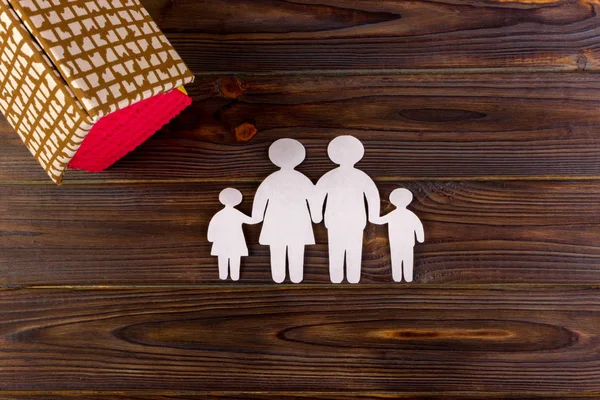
[242, 213, 261, 225]
[310, 178, 327, 224]
[375, 213, 390, 225]
[415, 216, 425, 243]
[251, 181, 269, 223]
[364, 175, 382, 224]
[207, 216, 217, 242]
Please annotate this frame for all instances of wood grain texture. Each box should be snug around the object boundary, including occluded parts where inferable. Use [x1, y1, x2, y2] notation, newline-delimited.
[0, 393, 591, 399]
[0, 287, 599, 393]
[138, 0, 600, 73]
[4, 73, 600, 183]
[3, 180, 600, 286]
[1, 1, 599, 397]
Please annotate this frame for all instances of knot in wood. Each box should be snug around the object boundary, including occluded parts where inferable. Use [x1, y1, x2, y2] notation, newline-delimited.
[219, 77, 246, 99]
[235, 122, 258, 142]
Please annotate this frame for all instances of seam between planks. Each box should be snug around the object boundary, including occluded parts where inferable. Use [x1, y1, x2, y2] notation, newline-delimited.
[0, 390, 599, 397]
[190, 68, 599, 77]
[4, 283, 600, 290]
[7, 175, 600, 186]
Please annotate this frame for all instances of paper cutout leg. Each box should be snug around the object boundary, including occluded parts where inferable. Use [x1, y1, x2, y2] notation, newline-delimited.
[230, 257, 241, 281]
[328, 231, 345, 284]
[218, 257, 229, 280]
[218, 256, 242, 281]
[288, 245, 305, 284]
[346, 232, 364, 284]
[391, 248, 414, 283]
[270, 245, 287, 284]
[327, 229, 363, 283]
[403, 250, 414, 283]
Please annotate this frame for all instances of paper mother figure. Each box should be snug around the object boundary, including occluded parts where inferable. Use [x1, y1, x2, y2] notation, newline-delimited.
[377, 188, 425, 282]
[208, 188, 258, 281]
[251, 139, 318, 284]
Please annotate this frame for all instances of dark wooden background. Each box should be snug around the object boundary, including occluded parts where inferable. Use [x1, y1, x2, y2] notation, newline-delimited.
[2, 0, 600, 398]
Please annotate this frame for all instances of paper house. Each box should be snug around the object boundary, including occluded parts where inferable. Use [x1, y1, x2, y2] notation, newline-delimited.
[0, 0, 194, 183]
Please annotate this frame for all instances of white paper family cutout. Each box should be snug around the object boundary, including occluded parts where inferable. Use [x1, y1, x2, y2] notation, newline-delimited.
[207, 135, 425, 284]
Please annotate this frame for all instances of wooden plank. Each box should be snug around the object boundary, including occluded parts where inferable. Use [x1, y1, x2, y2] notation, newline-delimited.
[0, 287, 599, 393]
[3, 73, 600, 183]
[3, 180, 600, 286]
[0, 393, 590, 399]
[137, 0, 600, 73]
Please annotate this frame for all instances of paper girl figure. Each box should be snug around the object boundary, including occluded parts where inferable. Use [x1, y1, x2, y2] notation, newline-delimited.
[208, 188, 258, 281]
[312, 135, 381, 284]
[378, 188, 425, 283]
[252, 139, 318, 284]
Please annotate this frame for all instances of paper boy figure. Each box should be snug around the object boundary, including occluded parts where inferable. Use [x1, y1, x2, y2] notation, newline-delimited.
[208, 188, 258, 281]
[378, 188, 425, 283]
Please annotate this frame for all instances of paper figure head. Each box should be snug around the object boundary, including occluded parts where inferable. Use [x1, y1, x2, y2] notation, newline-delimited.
[390, 188, 413, 207]
[219, 188, 243, 207]
[328, 135, 364, 166]
[269, 138, 306, 169]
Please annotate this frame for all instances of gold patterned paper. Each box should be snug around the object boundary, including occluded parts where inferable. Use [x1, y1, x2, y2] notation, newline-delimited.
[9, 0, 195, 119]
[0, 0, 194, 183]
[0, 0, 93, 183]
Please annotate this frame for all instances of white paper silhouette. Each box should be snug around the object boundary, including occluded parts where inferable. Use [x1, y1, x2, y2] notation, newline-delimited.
[207, 135, 426, 284]
[377, 188, 425, 282]
[311, 136, 381, 284]
[208, 188, 258, 281]
[251, 138, 318, 283]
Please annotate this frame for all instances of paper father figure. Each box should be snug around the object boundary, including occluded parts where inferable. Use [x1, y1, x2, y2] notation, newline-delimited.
[312, 135, 381, 284]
